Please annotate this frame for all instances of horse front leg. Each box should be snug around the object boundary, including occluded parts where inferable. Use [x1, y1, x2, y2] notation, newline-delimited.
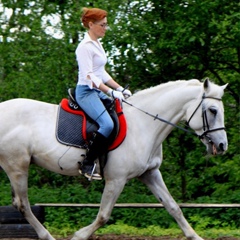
[72, 178, 126, 240]
[139, 169, 204, 240]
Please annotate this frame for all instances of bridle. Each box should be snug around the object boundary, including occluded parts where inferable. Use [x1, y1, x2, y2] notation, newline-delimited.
[187, 93, 226, 140]
[123, 93, 226, 140]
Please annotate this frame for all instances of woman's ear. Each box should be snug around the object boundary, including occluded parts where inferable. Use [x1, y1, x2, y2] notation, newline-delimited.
[88, 21, 94, 28]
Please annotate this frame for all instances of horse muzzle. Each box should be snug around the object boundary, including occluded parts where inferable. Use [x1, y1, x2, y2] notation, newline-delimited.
[202, 137, 228, 155]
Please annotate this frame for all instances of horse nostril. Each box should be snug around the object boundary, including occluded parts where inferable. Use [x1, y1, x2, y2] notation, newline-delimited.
[219, 143, 224, 151]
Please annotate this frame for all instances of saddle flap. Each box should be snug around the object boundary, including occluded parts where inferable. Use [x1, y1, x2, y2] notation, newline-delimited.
[108, 99, 127, 151]
[56, 98, 127, 150]
[56, 99, 88, 147]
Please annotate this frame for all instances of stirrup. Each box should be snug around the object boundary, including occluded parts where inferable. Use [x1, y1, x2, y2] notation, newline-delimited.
[79, 162, 102, 181]
[85, 163, 102, 181]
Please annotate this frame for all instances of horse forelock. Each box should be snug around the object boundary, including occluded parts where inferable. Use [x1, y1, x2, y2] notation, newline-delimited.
[204, 80, 225, 99]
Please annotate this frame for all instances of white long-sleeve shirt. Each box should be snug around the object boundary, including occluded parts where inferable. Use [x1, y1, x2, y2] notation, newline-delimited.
[75, 33, 112, 89]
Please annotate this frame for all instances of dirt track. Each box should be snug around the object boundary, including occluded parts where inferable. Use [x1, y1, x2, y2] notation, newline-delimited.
[58, 234, 240, 240]
[2, 236, 239, 240]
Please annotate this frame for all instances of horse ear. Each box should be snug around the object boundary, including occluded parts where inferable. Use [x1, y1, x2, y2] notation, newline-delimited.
[203, 78, 210, 90]
[221, 83, 228, 90]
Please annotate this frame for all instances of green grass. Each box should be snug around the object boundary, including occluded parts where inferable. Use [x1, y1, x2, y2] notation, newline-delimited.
[48, 222, 240, 239]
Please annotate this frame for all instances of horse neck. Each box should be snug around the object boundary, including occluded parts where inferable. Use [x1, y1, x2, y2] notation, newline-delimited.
[127, 80, 203, 142]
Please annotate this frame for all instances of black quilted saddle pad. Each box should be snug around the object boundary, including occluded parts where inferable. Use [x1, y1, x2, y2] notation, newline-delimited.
[56, 106, 87, 148]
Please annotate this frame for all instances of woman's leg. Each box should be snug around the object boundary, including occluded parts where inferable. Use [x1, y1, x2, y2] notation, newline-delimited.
[75, 85, 113, 180]
[75, 85, 113, 137]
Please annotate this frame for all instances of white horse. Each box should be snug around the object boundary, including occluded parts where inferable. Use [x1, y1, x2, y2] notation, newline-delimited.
[0, 79, 228, 240]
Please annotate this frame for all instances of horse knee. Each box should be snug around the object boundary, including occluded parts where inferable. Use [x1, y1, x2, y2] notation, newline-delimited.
[12, 200, 26, 216]
[12, 188, 26, 215]
[168, 204, 182, 218]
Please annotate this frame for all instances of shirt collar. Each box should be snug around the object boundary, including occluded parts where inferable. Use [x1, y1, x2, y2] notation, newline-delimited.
[84, 32, 101, 44]
[84, 32, 103, 51]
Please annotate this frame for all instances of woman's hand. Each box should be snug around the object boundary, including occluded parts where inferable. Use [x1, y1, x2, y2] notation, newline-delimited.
[107, 89, 124, 103]
[116, 86, 132, 98]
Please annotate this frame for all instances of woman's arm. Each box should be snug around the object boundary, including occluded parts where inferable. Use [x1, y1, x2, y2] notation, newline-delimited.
[97, 79, 120, 93]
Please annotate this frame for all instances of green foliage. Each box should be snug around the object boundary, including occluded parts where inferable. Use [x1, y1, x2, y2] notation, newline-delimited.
[49, 222, 240, 239]
[0, 0, 239, 237]
[96, 221, 182, 236]
[96, 223, 240, 238]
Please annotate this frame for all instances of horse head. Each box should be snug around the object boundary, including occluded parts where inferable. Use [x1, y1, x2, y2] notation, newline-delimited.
[187, 78, 228, 155]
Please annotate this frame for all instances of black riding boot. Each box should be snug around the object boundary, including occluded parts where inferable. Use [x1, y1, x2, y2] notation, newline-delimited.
[80, 132, 109, 180]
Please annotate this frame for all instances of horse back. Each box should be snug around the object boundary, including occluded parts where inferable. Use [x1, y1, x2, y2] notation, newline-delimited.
[0, 98, 58, 145]
[0, 98, 57, 120]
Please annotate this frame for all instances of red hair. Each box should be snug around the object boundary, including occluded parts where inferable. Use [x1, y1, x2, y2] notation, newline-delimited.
[81, 7, 107, 28]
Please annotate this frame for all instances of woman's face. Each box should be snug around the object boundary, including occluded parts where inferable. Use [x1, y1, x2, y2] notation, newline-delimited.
[89, 17, 108, 39]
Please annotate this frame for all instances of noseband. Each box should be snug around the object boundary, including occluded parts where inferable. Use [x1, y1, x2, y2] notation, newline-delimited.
[187, 93, 226, 140]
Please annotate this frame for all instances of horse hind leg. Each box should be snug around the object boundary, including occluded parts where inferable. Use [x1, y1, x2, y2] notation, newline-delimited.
[139, 169, 204, 240]
[5, 162, 55, 240]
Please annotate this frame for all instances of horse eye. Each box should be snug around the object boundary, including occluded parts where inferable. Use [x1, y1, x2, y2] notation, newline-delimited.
[209, 108, 217, 115]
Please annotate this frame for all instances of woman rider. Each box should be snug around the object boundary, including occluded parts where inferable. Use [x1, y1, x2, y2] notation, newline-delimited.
[75, 7, 132, 180]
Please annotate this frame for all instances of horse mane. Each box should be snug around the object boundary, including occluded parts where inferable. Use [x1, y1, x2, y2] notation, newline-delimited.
[133, 79, 202, 97]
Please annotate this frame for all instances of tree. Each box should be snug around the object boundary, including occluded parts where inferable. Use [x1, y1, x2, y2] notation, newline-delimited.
[0, 0, 239, 228]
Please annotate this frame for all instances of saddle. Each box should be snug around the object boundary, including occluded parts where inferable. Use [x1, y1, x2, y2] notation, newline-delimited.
[56, 88, 127, 151]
